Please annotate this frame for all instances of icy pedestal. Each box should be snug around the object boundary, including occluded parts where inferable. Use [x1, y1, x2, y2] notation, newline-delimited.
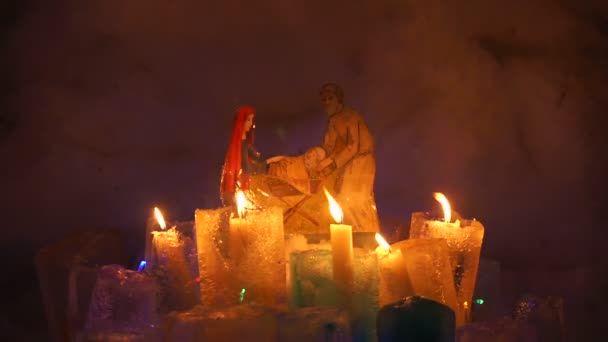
[410, 212, 484, 323]
[35, 229, 128, 342]
[150, 224, 199, 313]
[377, 296, 455, 342]
[163, 304, 278, 341]
[378, 238, 460, 324]
[84, 265, 158, 338]
[278, 307, 351, 341]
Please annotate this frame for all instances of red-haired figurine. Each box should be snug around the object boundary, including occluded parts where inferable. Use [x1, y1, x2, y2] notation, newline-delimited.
[220, 106, 276, 206]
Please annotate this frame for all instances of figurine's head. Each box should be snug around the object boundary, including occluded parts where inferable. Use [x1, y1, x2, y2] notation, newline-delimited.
[304, 146, 326, 170]
[235, 105, 256, 140]
[320, 83, 344, 116]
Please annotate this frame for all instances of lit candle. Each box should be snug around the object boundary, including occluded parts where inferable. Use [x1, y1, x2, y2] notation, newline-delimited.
[151, 208, 199, 312]
[324, 189, 354, 308]
[229, 191, 250, 264]
[375, 233, 413, 307]
[375, 233, 460, 323]
[409, 192, 485, 324]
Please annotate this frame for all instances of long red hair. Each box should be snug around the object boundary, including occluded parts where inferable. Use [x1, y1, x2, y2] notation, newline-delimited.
[220, 105, 256, 198]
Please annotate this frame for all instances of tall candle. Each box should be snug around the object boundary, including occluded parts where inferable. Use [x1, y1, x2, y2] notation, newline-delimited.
[409, 193, 485, 324]
[324, 189, 354, 308]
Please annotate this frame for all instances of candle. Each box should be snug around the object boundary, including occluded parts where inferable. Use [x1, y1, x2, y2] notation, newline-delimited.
[409, 192, 485, 324]
[375, 233, 461, 324]
[229, 191, 250, 264]
[144, 207, 165, 264]
[324, 189, 354, 309]
[150, 209, 198, 312]
[375, 233, 413, 307]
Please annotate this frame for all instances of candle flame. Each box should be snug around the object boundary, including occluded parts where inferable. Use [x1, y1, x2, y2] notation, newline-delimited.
[375, 233, 391, 253]
[433, 192, 452, 223]
[154, 207, 167, 230]
[235, 190, 247, 218]
[323, 188, 343, 224]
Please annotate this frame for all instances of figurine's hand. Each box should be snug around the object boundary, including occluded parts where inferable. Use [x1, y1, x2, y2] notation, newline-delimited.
[266, 156, 286, 164]
[315, 158, 334, 172]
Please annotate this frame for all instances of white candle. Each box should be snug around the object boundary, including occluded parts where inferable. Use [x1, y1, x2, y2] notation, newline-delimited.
[324, 189, 354, 307]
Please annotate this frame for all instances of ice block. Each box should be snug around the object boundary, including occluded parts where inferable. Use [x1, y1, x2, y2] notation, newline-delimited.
[410, 212, 484, 323]
[150, 226, 199, 313]
[229, 206, 286, 307]
[377, 296, 455, 342]
[394, 238, 461, 325]
[351, 248, 380, 342]
[195, 207, 236, 307]
[163, 304, 278, 341]
[277, 307, 351, 341]
[85, 265, 158, 333]
[288, 248, 337, 308]
[35, 229, 128, 342]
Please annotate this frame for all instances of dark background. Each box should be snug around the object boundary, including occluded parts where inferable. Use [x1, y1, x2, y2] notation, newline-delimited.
[1, 0, 607, 340]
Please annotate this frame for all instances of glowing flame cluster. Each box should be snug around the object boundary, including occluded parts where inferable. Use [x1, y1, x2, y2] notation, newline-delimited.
[433, 192, 452, 223]
[323, 188, 343, 224]
[154, 207, 167, 230]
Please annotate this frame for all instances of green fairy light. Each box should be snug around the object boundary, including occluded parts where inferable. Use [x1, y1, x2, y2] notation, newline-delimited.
[239, 288, 246, 303]
[474, 298, 484, 305]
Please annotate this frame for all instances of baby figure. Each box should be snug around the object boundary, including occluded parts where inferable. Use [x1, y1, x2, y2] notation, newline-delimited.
[267, 146, 326, 194]
[303, 146, 326, 178]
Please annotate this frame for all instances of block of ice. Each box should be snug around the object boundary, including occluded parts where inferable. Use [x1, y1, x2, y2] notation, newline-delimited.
[35, 229, 128, 341]
[85, 265, 158, 333]
[410, 212, 484, 323]
[288, 248, 337, 308]
[149, 224, 199, 313]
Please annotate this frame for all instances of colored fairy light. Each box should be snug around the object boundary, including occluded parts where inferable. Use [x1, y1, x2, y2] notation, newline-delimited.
[137, 260, 147, 272]
[474, 298, 484, 305]
[239, 288, 246, 303]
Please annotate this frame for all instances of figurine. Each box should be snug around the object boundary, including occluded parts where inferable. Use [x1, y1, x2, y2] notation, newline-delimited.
[315, 83, 379, 231]
[220, 105, 274, 206]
